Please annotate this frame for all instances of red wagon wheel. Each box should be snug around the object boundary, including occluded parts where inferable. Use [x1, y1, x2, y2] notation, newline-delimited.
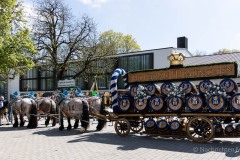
[114, 118, 130, 136]
[186, 117, 214, 143]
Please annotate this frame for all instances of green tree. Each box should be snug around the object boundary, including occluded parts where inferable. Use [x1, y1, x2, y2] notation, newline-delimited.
[98, 30, 141, 54]
[214, 48, 240, 54]
[73, 30, 141, 80]
[0, 0, 36, 80]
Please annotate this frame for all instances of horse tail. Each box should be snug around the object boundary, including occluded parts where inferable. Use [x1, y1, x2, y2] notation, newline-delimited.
[110, 68, 129, 112]
[28, 100, 38, 129]
[81, 100, 89, 129]
[96, 100, 107, 131]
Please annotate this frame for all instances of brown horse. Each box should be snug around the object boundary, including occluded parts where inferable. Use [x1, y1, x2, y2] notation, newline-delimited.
[35, 98, 57, 127]
[57, 97, 90, 133]
[11, 98, 38, 129]
[86, 96, 107, 131]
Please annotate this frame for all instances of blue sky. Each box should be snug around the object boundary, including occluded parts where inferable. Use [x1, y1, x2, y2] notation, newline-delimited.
[24, 0, 240, 55]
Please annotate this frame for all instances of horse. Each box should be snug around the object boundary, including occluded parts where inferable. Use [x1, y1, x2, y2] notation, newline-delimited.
[11, 98, 38, 129]
[35, 97, 57, 127]
[86, 96, 107, 131]
[56, 96, 90, 133]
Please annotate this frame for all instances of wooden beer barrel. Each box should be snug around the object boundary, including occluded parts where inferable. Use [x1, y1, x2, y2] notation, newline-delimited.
[179, 81, 197, 96]
[144, 118, 157, 133]
[198, 80, 214, 94]
[230, 93, 240, 112]
[118, 97, 132, 113]
[169, 120, 182, 131]
[186, 95, 204, 112]
[156, 119, 168, 131]
[214, 124, 223, 134]
[167, 96, 184, 112]
[134, 98, 148, 112]
[149, 96, 166, 113]
[207, 94, 225, 112]
[220, 78, 238, 95]
[160, 82, 174, 97]
[235, 124, 240, 134]
[224, 124, 234, 135]
[145, 83, 161, 96]
[129, 85, 138, 97]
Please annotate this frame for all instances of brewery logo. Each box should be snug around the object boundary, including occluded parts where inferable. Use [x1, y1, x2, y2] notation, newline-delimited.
[187, 95, 203, 111]
[146, 120, 155, 128]
[168, 96, 183, 112]
[150, 96, 164, 111]
[161, 83, 173, 96]
[157, 120, 168, 129]
[119, 98, 130, 111]
[208, 95, 224, 112]
[230, 94, 240, 111]
[179, 81, 192, 95]
[130, 85, 138, 97]
[170, 121, 180, 131]
[220, 79, 235, 94]
[145, 84, 155, 95]
[199, 80, 213, 94]
[135, 98, 147, 111]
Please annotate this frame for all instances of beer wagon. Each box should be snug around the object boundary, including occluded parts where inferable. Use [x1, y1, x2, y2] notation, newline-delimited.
[95, 52, 240, 143]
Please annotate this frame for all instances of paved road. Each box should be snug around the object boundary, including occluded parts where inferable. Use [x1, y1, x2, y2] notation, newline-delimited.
[0, 118, 240, 160]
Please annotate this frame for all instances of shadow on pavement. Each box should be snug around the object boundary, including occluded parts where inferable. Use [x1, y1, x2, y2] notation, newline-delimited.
[0, 121, 55, 131]
[67, 132, 240, 158]
[32, 127, 84, 136]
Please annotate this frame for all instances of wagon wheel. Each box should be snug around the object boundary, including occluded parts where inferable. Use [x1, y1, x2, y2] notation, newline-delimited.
[186, 117, 214, 143]
[114, 118, 130, 136]
[129, 119, 143, 133]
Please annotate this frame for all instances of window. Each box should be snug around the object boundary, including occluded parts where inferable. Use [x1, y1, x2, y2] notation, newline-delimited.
[41, 79, 54, 90]
[41, 67, 54, 78]
[118, 53, 153, 72]
[21, 80, 38, 91]
[21, 68, 38, 79]
[117, 53, 153, 88]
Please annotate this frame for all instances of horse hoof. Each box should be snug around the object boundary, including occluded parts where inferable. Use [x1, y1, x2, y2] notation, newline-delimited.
[45, 122, 49, 127]
[74, 126, 78, 129]
[67, 127, 72, 130]
[79, 128, 86, 133]
[59, 127, 64, 131]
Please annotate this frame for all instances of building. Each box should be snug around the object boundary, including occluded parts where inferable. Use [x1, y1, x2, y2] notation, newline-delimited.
[4, 37, 240, 99]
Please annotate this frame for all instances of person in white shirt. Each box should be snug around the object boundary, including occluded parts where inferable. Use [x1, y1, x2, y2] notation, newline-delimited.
[0, 96, 4, 109]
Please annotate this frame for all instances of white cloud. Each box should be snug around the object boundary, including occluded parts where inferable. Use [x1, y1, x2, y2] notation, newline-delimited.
[80, 0, 108, 8]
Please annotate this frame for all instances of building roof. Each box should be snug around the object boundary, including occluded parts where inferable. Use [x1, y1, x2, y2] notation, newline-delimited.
[184, 52, 240, 76]
[109, 47, 192, 58]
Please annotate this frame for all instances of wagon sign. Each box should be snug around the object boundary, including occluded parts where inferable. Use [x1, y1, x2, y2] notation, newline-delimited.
[58, 79, 75, 88]
[127, 62, 237, 84]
